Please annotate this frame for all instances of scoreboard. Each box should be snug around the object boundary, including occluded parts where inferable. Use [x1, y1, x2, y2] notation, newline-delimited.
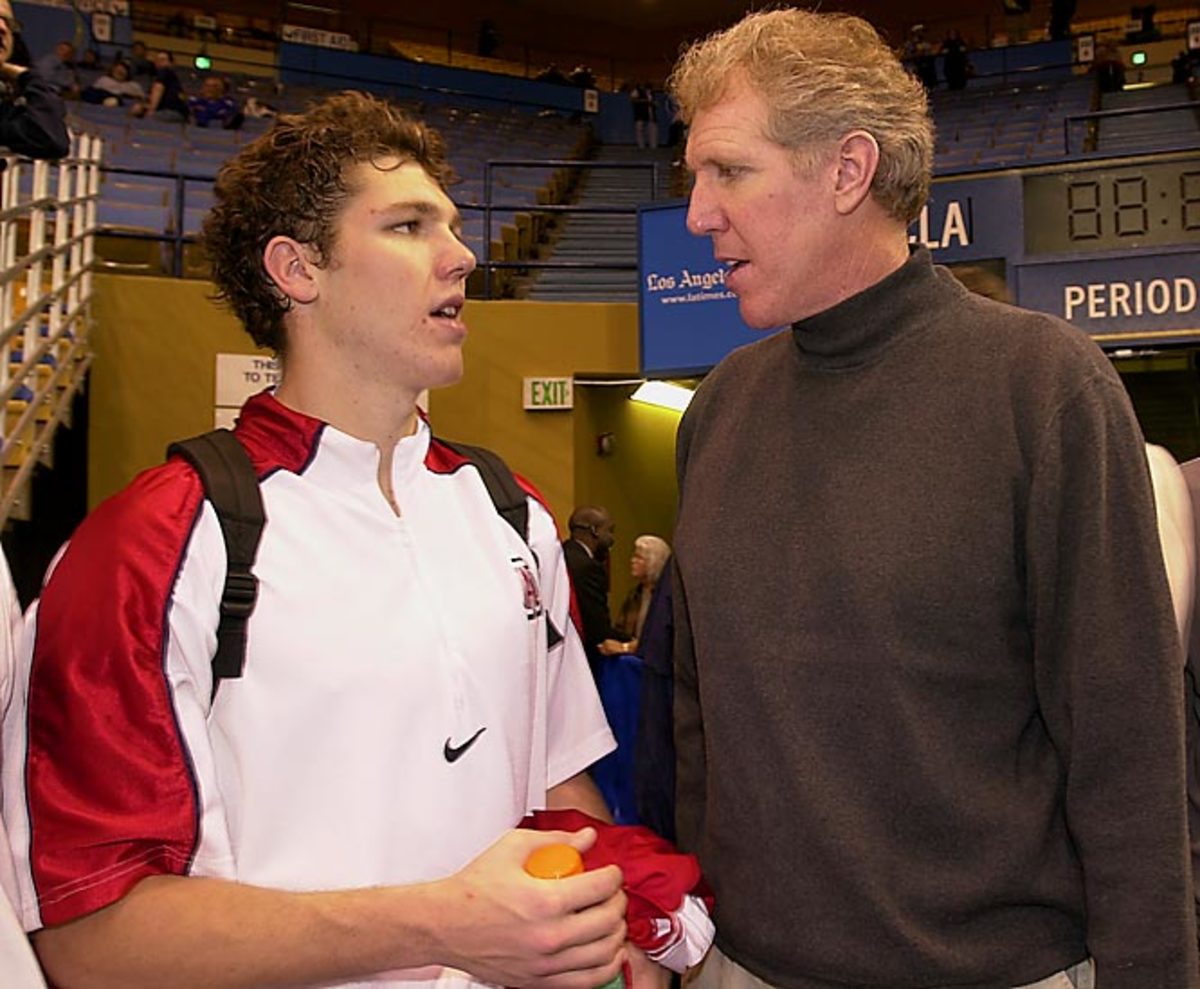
[638, 151, 1200, 375]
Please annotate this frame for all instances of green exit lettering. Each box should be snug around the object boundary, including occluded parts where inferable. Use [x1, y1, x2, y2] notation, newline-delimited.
[530, 380, 570, 407]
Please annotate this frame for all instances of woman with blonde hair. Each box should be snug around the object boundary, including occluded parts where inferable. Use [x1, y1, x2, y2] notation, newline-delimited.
[600, 534, 671, 657]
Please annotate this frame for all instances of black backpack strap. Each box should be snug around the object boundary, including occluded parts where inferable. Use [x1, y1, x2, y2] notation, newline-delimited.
[440, 438, 529, 545]
[166, 429, 265, 694]
[439, 438, 562, 649]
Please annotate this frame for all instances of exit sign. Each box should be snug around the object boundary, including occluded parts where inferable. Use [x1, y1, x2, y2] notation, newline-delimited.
[523, 377, 573, 410]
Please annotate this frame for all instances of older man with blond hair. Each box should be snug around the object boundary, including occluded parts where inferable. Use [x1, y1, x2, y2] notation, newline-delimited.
[669, 8, 1196, 989]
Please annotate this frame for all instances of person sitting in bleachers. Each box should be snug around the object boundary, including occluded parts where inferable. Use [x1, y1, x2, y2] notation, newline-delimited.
[187, 74, 242, 129]
[32, 40, 77, 99]
[81, 59, 145, 107]
[242, 95, 276, 120]
[130, 50, 187, 121]
[127, 40, 154, 79]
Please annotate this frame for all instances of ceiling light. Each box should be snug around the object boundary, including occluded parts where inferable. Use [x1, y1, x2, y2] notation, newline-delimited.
[629, 380, 694, 412]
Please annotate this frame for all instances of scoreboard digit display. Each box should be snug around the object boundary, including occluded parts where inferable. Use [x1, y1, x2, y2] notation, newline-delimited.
[1023, 160, 1200, 255]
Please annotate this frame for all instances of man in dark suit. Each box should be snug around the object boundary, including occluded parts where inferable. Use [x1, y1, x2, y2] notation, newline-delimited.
[562, 505, 620, 676]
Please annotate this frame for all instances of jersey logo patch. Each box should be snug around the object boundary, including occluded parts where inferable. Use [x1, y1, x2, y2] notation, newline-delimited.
[444, 727, 487, 763]
[513, 557, 543, 620]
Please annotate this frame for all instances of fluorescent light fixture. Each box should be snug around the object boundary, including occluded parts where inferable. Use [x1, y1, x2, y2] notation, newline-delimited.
[630, 380, 694, 412]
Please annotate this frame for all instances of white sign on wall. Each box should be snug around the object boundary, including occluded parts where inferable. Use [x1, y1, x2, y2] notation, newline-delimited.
[91, 11, 111, 42]
[1189, 21, 1200, 50]
[1076, 34, 1095, 64]
[215, 353, 280, 428]
[281, 24, 359, 52]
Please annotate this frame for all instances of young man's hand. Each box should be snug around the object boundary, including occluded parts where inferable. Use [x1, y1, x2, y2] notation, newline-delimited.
[436, 827, 627, 988]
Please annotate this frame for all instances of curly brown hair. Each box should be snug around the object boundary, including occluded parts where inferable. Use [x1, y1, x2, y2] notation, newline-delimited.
[202, 90, 454, 353]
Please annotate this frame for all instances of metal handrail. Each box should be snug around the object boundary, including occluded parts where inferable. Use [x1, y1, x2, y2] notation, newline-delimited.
[1063, 100, 1200, 154]
[481, 158, 659, 298]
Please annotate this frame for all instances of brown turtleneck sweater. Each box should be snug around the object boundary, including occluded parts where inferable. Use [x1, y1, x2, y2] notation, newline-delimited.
[673, 249, 1197, 988]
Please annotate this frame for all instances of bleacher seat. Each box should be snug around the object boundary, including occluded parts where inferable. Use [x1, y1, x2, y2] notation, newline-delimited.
[66, 74, 589, 284]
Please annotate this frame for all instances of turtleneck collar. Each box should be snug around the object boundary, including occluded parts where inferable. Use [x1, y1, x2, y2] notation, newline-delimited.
[790, 247, 941, 370]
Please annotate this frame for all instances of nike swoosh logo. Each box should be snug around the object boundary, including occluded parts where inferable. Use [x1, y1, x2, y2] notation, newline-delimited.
[443, 726, 487, 763]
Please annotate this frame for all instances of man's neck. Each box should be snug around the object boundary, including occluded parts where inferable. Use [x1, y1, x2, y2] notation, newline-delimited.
[273, 340, 422, 451]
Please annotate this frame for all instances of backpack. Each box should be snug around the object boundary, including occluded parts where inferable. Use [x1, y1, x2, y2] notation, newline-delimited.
[166, 428, 534, 695]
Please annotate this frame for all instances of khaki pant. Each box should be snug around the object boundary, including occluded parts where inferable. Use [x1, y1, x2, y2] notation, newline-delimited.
[688, 943, 1095, 989]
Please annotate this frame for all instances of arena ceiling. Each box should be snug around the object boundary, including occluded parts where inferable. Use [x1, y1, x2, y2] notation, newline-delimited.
[497, 0, 1034, 43]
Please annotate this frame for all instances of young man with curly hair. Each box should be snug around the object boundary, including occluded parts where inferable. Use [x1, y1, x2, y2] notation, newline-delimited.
[3, 91, 636, 989]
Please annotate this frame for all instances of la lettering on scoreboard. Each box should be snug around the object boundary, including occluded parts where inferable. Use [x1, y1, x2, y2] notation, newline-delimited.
[638, 150, 1200, 376]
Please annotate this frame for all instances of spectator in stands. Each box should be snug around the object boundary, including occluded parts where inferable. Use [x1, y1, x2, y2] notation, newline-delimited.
[130, 49, 188, 121]
[477, 18, 499, 58]
[670, 6, 1196, 988]
[188, 74, 242, 129]
[242, 94, 276, 119]
[630, 82, 658, 148]
[0, 0, 69, 159]
[1171, 48, 1199, 85]
[8, 25, 28, 74]
[536, 62, 568, 85]
[81, 58, 145, 107]
[76, 47, 98, 71]
[33, 40, 77, 98]
[1093, 43, 1126, 93]
[128, 40, 154, 78]
[940, 30, 970, 90]
[1049, 0, 1077, 40]
[569, 64, 596, 88]
[903, 24, 939, 90]
[4, 89, 666, 989]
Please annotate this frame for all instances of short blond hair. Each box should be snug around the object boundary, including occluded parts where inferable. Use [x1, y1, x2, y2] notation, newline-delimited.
[633, 534, 672, 585]
[669, 8, 933, 223]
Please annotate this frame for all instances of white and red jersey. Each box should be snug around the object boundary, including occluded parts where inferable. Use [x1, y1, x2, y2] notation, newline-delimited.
[3, 391, 614, 987]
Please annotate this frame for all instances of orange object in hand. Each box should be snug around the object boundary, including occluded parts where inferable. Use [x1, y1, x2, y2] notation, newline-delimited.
[525, 842, 625, 989]
[525, 842, 585, 879]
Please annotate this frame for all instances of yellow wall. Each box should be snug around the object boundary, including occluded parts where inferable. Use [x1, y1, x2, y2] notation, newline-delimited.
[89, 274, 268, 508]
[570, 384, 681, 607]
[430, 300, 639, 528]
[88, 282, 679, 600]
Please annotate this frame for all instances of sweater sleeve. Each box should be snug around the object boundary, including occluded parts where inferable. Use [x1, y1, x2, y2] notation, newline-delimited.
[0, 71, 69, 160]
[1026, 370, 1199, 987]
